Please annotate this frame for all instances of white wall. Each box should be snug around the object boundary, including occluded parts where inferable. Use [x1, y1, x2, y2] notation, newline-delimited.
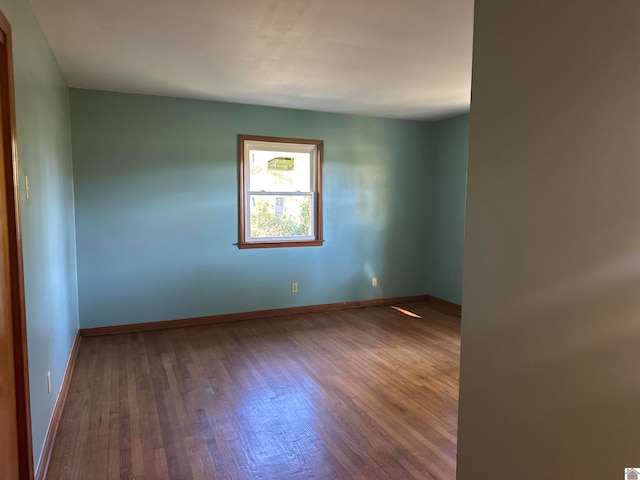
[458, 1, 640, 478]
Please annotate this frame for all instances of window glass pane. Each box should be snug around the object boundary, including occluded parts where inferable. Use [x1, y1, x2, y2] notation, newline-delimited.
[239, 135, 323, 248]
[249, 150, 312, 192]
[249, 194, 313, 238]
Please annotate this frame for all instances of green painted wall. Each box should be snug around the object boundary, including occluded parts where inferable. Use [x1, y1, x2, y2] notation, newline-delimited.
[0, 0, 78, 470]
[429, 114, 469, 304]
[0, 0, 464, 469]
[70, 89, 440, 329]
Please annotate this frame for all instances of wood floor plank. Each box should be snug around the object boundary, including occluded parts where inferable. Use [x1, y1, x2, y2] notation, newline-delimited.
[46, 301, 460, 479]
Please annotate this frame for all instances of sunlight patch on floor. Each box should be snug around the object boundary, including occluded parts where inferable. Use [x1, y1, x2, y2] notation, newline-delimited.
[390, 306, 422, 318]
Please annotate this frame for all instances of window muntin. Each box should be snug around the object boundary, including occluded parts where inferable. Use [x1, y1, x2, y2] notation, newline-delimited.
[239, 135, 323, 248]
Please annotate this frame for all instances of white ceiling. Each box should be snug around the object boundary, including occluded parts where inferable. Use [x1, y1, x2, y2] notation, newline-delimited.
[29, 0, 474, 120]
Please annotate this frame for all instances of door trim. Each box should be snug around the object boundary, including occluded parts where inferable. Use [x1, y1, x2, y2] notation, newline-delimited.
[0, 9, 34, 479]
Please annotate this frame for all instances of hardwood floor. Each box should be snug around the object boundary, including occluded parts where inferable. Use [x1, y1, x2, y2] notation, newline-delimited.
[46, 301, 460, 480]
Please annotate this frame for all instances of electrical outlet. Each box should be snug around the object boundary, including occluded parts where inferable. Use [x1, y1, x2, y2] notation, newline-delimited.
[372, 277, 378, 287]
[47, 371, 51, 394]
[291, 283, 298, 293]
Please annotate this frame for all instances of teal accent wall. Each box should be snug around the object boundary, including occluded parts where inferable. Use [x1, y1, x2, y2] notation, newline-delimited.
[0, 0, 463, 468]
[0, 0, 78, 470]
[429, 114, 469, 304]
[70, 89, 440, 329]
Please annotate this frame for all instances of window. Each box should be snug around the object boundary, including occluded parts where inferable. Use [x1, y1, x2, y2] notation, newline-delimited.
[239, 134, 324, 248]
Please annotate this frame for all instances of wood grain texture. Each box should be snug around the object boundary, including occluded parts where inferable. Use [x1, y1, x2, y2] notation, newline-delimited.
[79, 295, 433, 337]
[35, 333, 82, 480]
[46, 301, 460, 479]
[425, 296, 462, 317]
